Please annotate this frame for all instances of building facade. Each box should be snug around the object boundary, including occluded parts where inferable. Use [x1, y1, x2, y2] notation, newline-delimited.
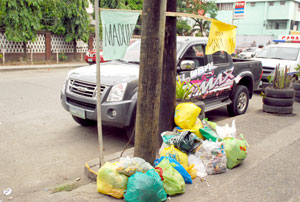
[213, 0, 300, 46]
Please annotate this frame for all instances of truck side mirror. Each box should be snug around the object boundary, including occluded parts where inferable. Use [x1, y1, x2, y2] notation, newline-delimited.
[180, 60, 196, 71]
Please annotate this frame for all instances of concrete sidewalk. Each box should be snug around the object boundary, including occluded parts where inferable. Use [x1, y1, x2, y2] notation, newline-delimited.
[16, 101, 300, 202]
[0, 62, 88, 71]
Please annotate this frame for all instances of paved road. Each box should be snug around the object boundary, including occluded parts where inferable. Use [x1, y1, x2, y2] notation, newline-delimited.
[0, 68, 131, 199]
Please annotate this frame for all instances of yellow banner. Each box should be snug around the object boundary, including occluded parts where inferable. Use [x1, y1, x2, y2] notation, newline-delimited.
[206, 19, 237, 55]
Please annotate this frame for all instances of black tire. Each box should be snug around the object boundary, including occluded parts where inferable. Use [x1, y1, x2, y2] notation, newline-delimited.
[227, 85, 249, 116]
[295, 96, 300, 103]
[125, 124, 135, 144]
[265, 87, 294, 98]
[263, 104, 293, 114]
[263, 97, 294, 107]
[72, 116, 96, 126]
[293, 82, 300, 90]
[295, 90, 300, 97]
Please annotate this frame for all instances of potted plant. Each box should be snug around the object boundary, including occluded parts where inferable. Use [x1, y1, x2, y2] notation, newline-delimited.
[263, 65, 294, 114]
[176, 76, 205, 119]
[293, 64, 300, 103]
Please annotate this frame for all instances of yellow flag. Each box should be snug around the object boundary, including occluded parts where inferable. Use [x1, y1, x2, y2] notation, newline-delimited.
[206, 19, 237, 55]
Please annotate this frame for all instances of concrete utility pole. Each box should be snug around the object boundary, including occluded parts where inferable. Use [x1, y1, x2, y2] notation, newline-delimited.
[158, 0, 177, 145]
[134, 0, 167, 163]
[94, 0, 104, 166]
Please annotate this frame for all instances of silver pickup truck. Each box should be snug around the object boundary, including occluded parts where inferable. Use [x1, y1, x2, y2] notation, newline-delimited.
[61, 37, 262, 141]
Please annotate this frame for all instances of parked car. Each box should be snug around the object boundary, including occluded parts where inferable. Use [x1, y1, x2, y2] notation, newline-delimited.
[237, 47, 257, 59]
[253, 42, 300, 88]
[84, 50, 106, 64]
[61, 37, 262, 141]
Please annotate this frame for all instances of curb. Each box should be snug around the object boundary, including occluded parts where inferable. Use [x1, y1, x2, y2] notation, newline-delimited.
[0, 63, 88, 72]
[84, 147, 134, 181]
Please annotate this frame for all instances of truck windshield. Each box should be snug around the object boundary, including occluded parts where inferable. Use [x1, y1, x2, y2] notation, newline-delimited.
[255, 46, 300, 61]
[122, 40, 184, 63]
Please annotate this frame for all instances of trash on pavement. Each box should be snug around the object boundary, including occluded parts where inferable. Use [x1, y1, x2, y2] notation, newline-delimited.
[197, 140, 227, 175]
[174, 102, 201, 129]
[161, 131, 178, 144]
[188, 154, 207, 178]
[3, 188, 12, 196]
[97, 162, 128, 199]
[124, 169, 167, 202]
[154, 156, 192, 184]
[177, 118, 205, 140]
[216, 120, 236, 139]
[116, 157, 154, 176]
[155, 157, 185, 196]
[200, 126, 220, 142]
[160, 145, 188, 167]
[223, 134, 248, 169]
[168, 131, 202, 154]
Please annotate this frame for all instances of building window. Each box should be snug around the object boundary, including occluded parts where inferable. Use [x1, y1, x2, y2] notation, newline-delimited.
[250, 2, 256, 7]
[267, 20, 287, 30]
[280, 1, 285, 5]
[217, 3, 233, 11]
[269, 2, 274, 6]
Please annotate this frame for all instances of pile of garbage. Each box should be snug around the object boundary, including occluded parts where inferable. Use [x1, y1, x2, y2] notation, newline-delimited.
[97, 102, 249, 201]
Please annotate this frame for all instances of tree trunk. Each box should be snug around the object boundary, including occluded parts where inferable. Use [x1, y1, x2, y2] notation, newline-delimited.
[73, 39, 77, 60]
[158, 0, 177, 147]
[134, 0, 167, 163]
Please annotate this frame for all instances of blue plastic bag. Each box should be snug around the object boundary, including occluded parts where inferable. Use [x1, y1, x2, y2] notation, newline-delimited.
[154, 156, 192, 184]
[124, 169, 167, 202]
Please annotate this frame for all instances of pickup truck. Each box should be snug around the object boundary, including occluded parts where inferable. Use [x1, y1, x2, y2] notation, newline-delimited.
[61, 37, 262, 141]
[253, 42, 300, 88]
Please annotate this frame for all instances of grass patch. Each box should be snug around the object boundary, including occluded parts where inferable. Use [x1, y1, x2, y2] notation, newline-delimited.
[52, 183, 79, 193]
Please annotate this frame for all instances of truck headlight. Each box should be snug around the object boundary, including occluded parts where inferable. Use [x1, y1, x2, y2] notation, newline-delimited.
[107, 83, 127, 102]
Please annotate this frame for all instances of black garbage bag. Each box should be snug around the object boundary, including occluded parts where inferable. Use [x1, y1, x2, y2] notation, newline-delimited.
[168, 131, 202, 153]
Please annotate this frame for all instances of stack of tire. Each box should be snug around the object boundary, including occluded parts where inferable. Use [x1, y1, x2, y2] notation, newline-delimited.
[263, 87, 294, 114]
[293, 82, 300, 103]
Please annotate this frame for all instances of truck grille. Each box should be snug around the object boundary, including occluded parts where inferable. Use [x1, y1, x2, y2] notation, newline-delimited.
[263, 66, 275, 75]
[68, 79, 105, 98]
[66, 97, 96, 110]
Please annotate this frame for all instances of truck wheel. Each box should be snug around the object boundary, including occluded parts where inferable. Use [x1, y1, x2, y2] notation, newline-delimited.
[72, 116, 96, 126]
[126, 124, 135, 144]
[227, 85, 249, 116]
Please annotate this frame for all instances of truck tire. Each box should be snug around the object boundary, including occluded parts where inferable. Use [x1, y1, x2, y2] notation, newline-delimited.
[293, 82, 300, 90]
[126, 124, 135, 144]
[265, 87, 294, 98]
[72, 116, 96, 126]
[227, 85, 249, 116]
[295, 96, 300, 103]
[263, 104, 293, 114]
[263, 96, 294, 107]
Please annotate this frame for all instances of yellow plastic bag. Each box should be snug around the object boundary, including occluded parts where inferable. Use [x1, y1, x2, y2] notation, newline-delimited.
[160, 145, 188, 167]
[178, 118, 205, 140]
[183, 164, 197, 179]
[174, 103, 201, 129]
[97, 162, 128, 199]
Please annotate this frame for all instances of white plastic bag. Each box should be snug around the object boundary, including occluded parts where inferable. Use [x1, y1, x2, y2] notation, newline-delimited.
[216, 120, 236, 139]
[188, 154, 207, 178]
[197, 140, 227, 175]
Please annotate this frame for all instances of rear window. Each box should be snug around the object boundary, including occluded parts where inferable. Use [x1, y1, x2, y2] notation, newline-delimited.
[256, 46, 300, 61]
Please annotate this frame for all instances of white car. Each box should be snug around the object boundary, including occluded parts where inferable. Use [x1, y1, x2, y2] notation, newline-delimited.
[253, 43, 300, 87]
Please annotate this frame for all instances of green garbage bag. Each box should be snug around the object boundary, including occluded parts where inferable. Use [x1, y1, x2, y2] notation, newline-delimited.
[200, 126, 219, 142]
[223, 134, 248, 169]
[155, 157, 185, 196]
[124, 169, 167, 202]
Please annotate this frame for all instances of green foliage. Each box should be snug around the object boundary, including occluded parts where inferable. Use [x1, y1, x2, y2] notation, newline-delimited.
[59, 52, 68, 61]
[295, 64, 300, 79]
[176, 19, 192, 36]
[40, 0, 61, 31]
[268, 65, 292, 89]
[0, 53, 2, 59]
[2, 0, 42, 42]
[52, 0, 90, 43]
[176, 77, 193, 100]
[177, 0, 218, 36]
